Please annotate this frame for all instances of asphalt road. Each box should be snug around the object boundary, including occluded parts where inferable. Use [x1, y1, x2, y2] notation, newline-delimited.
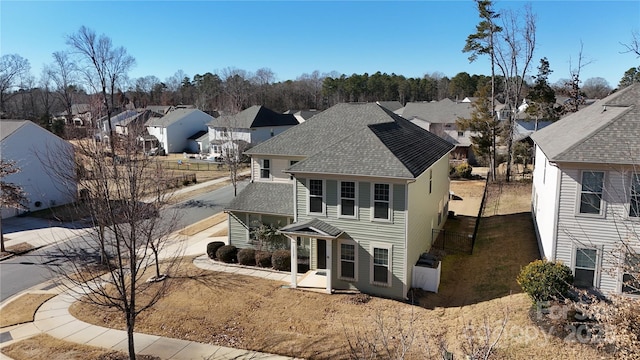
[0, 179, 248, 302]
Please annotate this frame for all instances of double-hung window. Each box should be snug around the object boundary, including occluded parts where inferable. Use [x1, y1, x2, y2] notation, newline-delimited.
[371, 244, 392, 286]
[308, 179, 324, 214]
[340, 181, 357, 218]
[579, 171, 604, 214]
[339, 240, 357, 281]
[574, 248, 597, 288]
[260, 159, 270, 179]
[373, 183, 391, 220]
[630, 174, 640, 218]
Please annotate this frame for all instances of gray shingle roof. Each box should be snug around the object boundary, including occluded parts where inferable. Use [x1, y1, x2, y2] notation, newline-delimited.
[247, 103, 453, 178]
[531, 83, 640, 164]
[0, 120, 28, 141]
[224, 182, 293, 216]
[146, 108, 212, 127]
[209, 105, 298, 129]
[280, 218, 343, 238]
[400, 100, 473, 124]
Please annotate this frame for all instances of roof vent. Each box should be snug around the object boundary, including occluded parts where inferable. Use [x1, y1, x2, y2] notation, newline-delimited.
[602, 105, 607, 112]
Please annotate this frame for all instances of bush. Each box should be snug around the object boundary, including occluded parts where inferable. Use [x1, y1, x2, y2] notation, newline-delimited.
[237, 248, 256, 266]
[255, 250, 272, 268]
[206, 241, 225, 259]
[216, 245, 238, 263]
[455, 163, 473, 179]
[271, 250, 291, 271]
[517, 260, 574, 303]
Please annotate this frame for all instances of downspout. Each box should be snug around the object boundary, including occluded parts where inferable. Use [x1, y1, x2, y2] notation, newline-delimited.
[403, 178, 415, 301]
[551, 162, 561, 262]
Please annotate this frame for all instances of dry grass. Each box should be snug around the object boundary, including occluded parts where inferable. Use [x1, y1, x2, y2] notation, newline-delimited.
[0, 293, 55, 327]
[209, 227, 229, 237]
[178, 212, 227, 236]
[0, 334, 159, 360]
[5, 242, 35, 255]
[66, 180, 612, 359]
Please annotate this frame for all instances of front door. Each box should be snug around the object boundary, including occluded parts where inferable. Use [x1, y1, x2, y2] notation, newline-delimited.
[317, 239, 326, 269]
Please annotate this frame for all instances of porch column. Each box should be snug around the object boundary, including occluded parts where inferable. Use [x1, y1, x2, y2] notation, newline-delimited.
[290, 236, 297, 288]
[326, 240, 332, 294]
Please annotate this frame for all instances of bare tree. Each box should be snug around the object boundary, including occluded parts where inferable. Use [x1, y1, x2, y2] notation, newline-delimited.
[0, 160, 27, 252]
[582, 77, 612, 99]
[42, 121, 183, 360]
[620, 30, 640, 57]
[494, 5, 536, 182]
[66, 26, 135, 146]
[563, 41, 593, 114]
[0, 54, 31, 116]
[48, 51, 79, 125]
[212, 111, 250, 197]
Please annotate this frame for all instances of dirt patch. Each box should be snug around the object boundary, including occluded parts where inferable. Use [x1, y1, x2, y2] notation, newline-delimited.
[0, 334, 159, 360]
[5, 242, 35, 255]
[448, 179, 486, 217]
[0, 293, 56, 327]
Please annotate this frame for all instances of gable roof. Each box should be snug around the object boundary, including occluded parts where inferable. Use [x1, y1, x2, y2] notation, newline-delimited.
[248, 103, 454, 179]
[280, 218, 344, 239]
[531, 83, 640, 164]
[146, 108, 213, 127]
[210, 105, 298, 129]
[400, 100, 473, 124]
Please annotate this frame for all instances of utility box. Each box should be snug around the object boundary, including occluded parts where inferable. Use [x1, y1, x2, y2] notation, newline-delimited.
[412, 253, 441, 293]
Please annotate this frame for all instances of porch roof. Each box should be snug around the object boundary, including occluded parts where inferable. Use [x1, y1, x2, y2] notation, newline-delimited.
[279, 218, 344, 239]
[225, 182, 293, 216]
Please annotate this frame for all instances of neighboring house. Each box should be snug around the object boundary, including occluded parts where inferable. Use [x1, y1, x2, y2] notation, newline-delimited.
[225, 103, 454, 300]
[0, 120, 77, 218]
[398, 99, 475, 161]
[376, 101, 403, 112]
[207, 105, 299, 158]
[283, 109, 320, 123]
[146, 108, 212, 153]
[530, 83, 640, 295]
[54, 103, 93, 126]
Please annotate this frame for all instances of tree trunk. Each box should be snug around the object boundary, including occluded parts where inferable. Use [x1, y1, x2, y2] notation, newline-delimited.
[0, 216, 5, 253]
[126, 312, 136, 360]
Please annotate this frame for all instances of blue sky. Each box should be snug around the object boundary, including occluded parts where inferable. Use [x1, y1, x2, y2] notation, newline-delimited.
[1, 1, 639, 89]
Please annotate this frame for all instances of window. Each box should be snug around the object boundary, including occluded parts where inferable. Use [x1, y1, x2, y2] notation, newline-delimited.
[248, 213, 261, 243]
[373, 183, 391, 220]
[574, 248, 597, 288]
[309, 179, 324, 214]
[260, 159, 270, 179]
[622, 253, 640, 295]
[579, 171, 604, 214]
[339, 240, 357, 281]
[457, 131, 464, 137]
[630, 174, 640, 218]
[340, 181, 357, 217]
[371, 244, 392, 286]
[289, 160, 298, 166]
[429, 170, 433, 194]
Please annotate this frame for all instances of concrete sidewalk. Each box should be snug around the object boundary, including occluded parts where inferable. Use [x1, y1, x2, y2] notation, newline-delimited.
[0, 218, 301, 360]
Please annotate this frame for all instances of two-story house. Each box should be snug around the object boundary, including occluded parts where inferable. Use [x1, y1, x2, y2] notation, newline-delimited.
[207, 105, 299, 159]
[530, 83, 640, 295]
[225, 103, 454, 300]
[146, 108, 212, 153]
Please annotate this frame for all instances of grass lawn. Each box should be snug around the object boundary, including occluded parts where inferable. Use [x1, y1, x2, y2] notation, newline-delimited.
[0, 293, 56, 327]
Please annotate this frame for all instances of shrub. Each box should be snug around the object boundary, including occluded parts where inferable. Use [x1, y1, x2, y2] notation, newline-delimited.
[517, 259, 574, 303]
[216, 245, 238, 263]
[206, 241, 225, 259]
[237, 248, 256, 266]
[455, 163, 473, 179]
[271, 250, 291, 271]
[255, 250, 272, 268]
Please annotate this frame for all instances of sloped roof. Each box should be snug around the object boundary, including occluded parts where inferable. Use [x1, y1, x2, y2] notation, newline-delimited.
[513, 120, 554, 142]
[188, 130, 208, 140]
[225, 182, 293, 216]
[146, 108, 213, 127]
[0, 120, 28, 141]
[280, 218, 343, 238]
[248, 103, 454, 179]
[400, 100, 473, 124]
[376, 101, 403, 112]
[210, 105, 298, 129]
[531, 83, 640, 164]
